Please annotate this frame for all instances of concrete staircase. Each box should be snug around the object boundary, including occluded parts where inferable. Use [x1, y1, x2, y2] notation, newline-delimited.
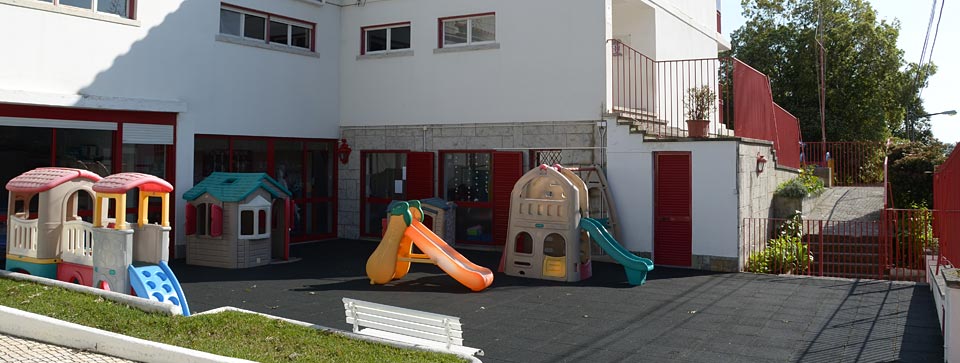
[610, 108, 734, 139]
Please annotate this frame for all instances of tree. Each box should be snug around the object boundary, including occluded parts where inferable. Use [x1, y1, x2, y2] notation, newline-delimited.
[887, 139, 946, 208]
[730, 0, 935, 142]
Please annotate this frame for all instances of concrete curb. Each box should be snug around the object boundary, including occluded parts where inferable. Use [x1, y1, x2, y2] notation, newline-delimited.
[197, 306, 483, 363]
[0, 305, 253, 363]
[0, 270, 179, 315]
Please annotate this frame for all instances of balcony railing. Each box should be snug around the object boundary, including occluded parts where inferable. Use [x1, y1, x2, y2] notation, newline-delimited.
[608, 39, 802, 169]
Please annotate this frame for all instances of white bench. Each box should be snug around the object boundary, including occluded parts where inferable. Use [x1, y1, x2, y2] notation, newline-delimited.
[342, 298, 483, 357]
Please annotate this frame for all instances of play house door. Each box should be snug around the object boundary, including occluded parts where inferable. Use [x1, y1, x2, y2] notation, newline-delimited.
[654, 152, 692, 267]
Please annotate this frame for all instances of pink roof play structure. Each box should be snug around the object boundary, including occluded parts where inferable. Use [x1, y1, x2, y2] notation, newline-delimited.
[92, 172, 173, 194]
[5, 167, 102, 193]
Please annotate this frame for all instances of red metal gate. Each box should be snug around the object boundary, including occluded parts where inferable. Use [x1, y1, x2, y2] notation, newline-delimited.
[654, 152, 692, 267]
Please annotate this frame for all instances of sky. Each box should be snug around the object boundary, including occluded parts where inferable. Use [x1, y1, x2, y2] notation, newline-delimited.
[720, 0, 959, 143]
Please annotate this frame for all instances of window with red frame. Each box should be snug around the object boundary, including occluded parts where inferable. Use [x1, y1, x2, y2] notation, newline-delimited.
[38, 0, 136, 19]
[439, 13, 495, 48]
[362, 23, 411, 55]
[220, 4, 313, 51]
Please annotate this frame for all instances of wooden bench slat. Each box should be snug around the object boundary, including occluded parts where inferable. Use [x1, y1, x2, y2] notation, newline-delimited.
[346, 311, 464, 339]
[346, 317, 465, 346]
[345, 305, 463, 330]
[342, 298, 461, 323]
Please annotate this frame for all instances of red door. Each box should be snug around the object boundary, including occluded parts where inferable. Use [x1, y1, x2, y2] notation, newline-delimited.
[654, 152, 692, 267]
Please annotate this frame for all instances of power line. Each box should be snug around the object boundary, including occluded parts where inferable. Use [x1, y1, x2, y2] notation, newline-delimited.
[920, 0, 946, 100]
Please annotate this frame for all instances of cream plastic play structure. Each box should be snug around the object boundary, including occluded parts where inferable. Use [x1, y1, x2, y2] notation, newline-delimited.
[501, 164, 653, 285]
[4, 168, 190, 316]
[366, 200, 493, 292]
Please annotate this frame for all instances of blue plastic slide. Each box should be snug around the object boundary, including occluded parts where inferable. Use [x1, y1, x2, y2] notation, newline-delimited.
[128, 261, 191, 316]
[580, 217, 654, 285]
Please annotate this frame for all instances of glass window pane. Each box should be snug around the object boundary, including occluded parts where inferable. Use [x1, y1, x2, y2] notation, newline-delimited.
[194, 137, 229, 184]
[366, 153, 406, 199]
[366, 28, 387, 52]
[122, 144, 166, 177]
[443, 153, 491, 202]
[59, 0, 92, 9]
[304, 202, 332, 235]
[269, 21, 289, 45]
[471, 16, 495, 42]
[364, 202, 390, 236]
[241, 210, 254, 235]
[443, 19, 468, 45]
[306, 142, 333, 198]
[390, 26, 411, 50]
[232, 139, 268, 173]
[0, 126, 52, 219]
[291, 25, 310, 49]
[220, 9, 242, 36]
[56, 129, 113, 177]
[274, 140, 304, 199]
[244, 14, 266, 40]
[455, 207, 493, 243]
[97, 0, 127, 17]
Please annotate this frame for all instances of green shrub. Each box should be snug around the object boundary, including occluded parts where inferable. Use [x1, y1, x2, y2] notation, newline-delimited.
[746, 213, 814, 274]
[775, 167, 825, 198]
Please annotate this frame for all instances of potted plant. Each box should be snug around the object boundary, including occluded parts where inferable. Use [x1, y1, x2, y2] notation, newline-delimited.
[684, 86, 716, 138]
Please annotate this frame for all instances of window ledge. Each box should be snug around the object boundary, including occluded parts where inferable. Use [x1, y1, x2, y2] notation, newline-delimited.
[0, 0, 139, 26]
[215, 34, 320, 58]
[296, 0, 325, 7]
[357, 49, 414, 61]
[434, 42, 500, 54]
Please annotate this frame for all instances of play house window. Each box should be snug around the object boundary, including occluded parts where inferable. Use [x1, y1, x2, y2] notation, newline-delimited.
[239, 196, 270, 239]
[543, 233, 566, 257]
[187, 203, 222, 238]
[515, 232, 533, 254]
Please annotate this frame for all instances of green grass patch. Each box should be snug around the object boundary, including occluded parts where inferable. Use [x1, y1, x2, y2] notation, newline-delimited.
[0, 278, 464, 363]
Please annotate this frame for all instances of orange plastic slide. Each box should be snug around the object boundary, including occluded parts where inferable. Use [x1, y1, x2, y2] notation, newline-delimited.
[404, 220, 494, 292]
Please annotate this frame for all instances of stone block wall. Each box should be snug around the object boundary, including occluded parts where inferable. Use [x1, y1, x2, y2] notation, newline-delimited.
[736, 140, 799, 269]
[337, 120, 599, 239]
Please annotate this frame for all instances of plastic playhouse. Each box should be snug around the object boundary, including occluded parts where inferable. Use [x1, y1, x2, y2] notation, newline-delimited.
[500, 164, 653, 285]
[4, 168, 191, 316]
[366, 200, 493, 292]
[182, 172, 292, 269]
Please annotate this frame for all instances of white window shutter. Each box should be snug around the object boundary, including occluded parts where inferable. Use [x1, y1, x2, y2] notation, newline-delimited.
[122, 123, 174, 145]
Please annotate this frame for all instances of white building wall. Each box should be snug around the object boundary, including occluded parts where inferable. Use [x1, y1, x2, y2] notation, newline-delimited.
[339, 0, 608, 126]
[606, 124, 740, 261]
[0, 0, 341, 247]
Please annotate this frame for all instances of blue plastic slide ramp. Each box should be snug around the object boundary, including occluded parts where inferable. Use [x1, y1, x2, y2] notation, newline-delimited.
[128, 261, 191, 316]
[579, 217, 654, 285]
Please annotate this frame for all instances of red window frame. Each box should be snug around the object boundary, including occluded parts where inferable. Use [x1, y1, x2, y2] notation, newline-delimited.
[360, 21, 412, 55]
[193, 134, 338, 242]
[437, 12, 495, 49]
[438, 150, 496, 244]
[221, 2, 317, 52]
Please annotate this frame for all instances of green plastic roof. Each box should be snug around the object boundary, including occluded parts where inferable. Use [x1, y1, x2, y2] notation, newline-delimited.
[182, 172, 292, 202]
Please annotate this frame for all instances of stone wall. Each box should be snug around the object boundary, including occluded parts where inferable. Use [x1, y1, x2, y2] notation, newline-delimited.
[337, 120, 599, 239]
[736, 139, 799, 269]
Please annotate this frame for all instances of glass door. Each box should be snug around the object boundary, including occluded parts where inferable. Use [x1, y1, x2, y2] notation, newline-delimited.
[360, 151, 407, 238]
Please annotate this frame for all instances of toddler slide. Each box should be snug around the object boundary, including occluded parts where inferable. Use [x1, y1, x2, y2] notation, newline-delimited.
[580, 217, 654, 285]
[128, 261, 191, 316]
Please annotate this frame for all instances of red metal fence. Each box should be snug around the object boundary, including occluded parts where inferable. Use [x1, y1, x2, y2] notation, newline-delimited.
[609, 40, 802, 169]
[743, 209, 952, 282]
[802, 141, 886, 186]
[934, 145, 960, 267]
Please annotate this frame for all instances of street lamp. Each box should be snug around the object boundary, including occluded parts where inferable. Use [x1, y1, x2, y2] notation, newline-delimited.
[909, 109, 957, 141]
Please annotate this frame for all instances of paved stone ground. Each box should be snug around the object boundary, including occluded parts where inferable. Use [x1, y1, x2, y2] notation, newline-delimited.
[176, 240, 944, 363]
[806, 187, 885, 222]
[0, 333, 133, 363]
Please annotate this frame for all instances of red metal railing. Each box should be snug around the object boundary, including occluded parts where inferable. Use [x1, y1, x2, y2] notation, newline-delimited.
[743, 210, 951, 282]
[802, 141, 886, 186]
[608, 40, 802, 168]
[934, 145, 960, 267]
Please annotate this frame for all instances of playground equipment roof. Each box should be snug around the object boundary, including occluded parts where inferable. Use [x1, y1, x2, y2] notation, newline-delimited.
[5, 168, 102, 193]
[93, 172, 173, 194]
[182, 172, 291, 203]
